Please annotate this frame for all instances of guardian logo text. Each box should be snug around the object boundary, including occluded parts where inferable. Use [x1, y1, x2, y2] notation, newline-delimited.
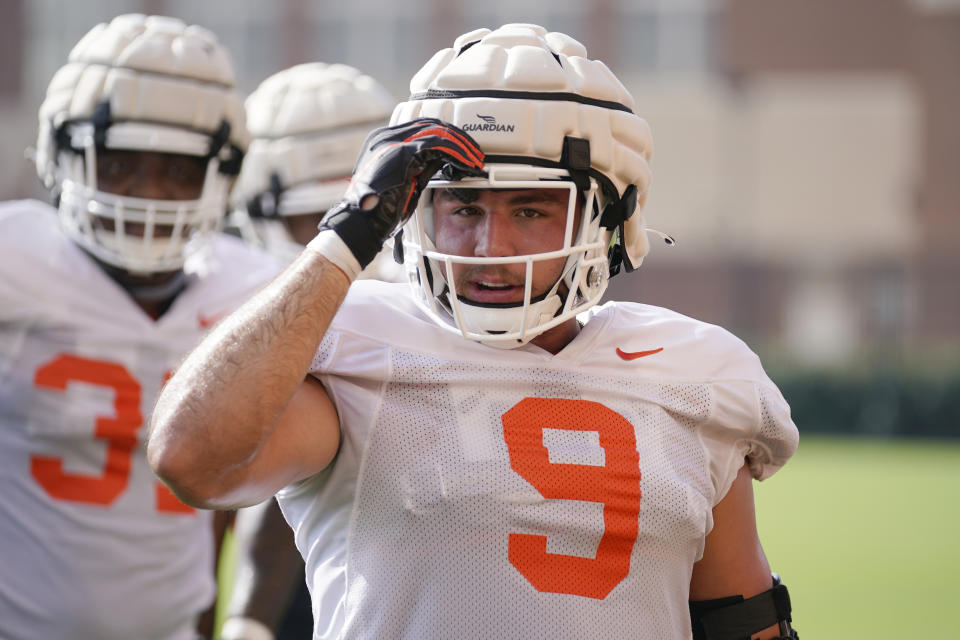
[463, 114, 515, 133]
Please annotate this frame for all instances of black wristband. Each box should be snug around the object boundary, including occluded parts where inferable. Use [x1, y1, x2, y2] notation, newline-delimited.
[317, 202, 383, 269]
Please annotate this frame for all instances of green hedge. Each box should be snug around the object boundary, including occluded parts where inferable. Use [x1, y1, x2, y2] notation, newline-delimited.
[773, 372, 960, 438]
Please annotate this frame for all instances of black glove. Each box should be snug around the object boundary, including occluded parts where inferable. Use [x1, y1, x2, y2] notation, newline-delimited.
[317, 118, 485, 268]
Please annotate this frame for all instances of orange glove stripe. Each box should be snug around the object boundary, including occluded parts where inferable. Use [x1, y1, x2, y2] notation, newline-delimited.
[404, 127, 484, 166]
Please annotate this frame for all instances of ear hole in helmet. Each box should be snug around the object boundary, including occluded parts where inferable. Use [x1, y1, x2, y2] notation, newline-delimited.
[586, 266, 603, 288]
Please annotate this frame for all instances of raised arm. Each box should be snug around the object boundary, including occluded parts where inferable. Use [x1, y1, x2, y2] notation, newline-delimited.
[147, 119, 485, 510]
[148, 252, 350, 509]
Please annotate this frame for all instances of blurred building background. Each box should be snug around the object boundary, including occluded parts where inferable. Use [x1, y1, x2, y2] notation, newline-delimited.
[1, 0, 957, 434]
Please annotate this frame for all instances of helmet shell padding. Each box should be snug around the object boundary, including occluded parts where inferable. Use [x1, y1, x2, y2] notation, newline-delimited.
[235, 63, 395, 217]
[394, 24, 652, 217]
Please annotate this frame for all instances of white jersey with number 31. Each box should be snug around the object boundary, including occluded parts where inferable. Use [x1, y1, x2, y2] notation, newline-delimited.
[278, 279, 799, 640]
[0, 200, 279, 640]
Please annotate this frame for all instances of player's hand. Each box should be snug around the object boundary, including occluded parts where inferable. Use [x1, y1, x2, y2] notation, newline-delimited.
[317, 118, 485, 268]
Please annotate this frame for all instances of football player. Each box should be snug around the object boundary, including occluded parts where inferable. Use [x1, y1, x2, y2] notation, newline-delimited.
[0, 14, 278, 640]
[221, 62, 400, 640]
[150, 24, 800, 640]
[230, 62, 401, 280]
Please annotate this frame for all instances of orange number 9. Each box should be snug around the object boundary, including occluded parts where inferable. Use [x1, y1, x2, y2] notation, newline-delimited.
[502, 397, 642, 600]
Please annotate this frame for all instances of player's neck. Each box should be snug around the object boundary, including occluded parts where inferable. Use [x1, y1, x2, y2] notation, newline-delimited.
[529, 318, 581, 354]
[94, 258, 187, 320]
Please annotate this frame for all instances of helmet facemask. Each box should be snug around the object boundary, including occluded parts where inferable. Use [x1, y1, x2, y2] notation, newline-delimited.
[55, 120, 235, 274]
[402, 163, 612, 348]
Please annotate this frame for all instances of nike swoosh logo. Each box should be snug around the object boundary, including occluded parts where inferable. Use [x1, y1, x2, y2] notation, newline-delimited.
[616, 347, 664, 361]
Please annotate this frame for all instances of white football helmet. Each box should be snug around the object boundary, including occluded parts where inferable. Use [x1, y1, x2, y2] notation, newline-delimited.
[35, 14, 247, 274]
[392, 24, 654, 348]
[234, 62, 395, 220]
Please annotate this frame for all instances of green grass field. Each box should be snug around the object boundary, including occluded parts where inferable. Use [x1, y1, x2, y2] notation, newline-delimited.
[216, 436, 960, 637]
[214, 531, 236, 634]
[755, 436, 960, 637]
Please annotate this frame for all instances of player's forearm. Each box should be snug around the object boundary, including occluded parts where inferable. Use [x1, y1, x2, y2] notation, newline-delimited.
[147, 250, 350, 506]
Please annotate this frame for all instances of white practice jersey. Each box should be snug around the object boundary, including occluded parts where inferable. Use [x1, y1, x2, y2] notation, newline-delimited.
[277, 280, 799, 640]
[0, 200, 280, 640]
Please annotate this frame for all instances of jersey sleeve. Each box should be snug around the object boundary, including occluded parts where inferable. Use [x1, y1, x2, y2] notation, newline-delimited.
[307, 280, 423, 378]
[695, 328, 799, 504]
[0, 201, 61, 322]
[702, 378, 798, 492]
[308, 331, 341, 376]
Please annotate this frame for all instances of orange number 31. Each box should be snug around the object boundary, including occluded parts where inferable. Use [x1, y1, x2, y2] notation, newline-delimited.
[31, 353, 192, 514]
[502, 397, 642, 600]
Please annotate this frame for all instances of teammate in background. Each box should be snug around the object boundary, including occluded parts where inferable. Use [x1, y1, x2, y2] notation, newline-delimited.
[0, 14, 278, 640]
[149, 24, 800, 640]
[230, 62, 402, 280]
[222, 62, 397, 640]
